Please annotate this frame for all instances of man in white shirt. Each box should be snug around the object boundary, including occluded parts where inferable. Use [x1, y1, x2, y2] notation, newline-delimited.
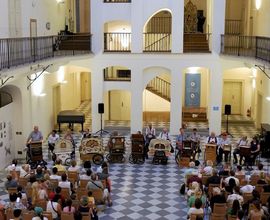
[227, 186, 244, 205]
[49, 167, 61, 181]
[48, 130, 59, 153]
[217, 132, 231, 164]
[233, 136, 248, 164]
[224, 170, 240, 186]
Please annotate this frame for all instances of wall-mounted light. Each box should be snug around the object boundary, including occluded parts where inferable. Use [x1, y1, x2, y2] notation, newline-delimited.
[38, 93, 46, 97]
[266, 97, 270, 101]
[186, 67, 200, 73]
[252, 78, 256, 89]
[56, 0, 65, 3]
[255, 0, 262, 10]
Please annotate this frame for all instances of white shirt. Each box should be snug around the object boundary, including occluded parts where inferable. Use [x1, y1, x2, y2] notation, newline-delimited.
[158, 132, 170, 141]
[224, 176, 240, 186]
[79, 174, 91, 180]
[50, 174, 61, 181]
[203, 166, 213, 175]
[68, 166, 80, 173]
[188, 207, 204, 216]
[46, 201, 59, 218]
[48, 134, 59, 144]
[227, 193, 244, 204]
[59, 181, 71, 193]
[240, 185, 255, 194]
[32, 217, 48, 220]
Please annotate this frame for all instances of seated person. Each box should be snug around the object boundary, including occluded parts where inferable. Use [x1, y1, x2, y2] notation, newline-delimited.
[187, 198, 204, 219]
[53, 159, 66, 172]
[248, 136, 261, 169]
[227, 199, 242, 216]
[207, 132, 218, 144]
[50, 167, 61, 181]
[80, 169, 92, 180]
[33, 206, 48, 220]
[251, 163, 264, 177]
[6, 159, 21, 172]
[205, 169, 221, 188]
[187, 181, 200, 198]
[218, 163, 230, 176]
[190, 128, 201, 153]
[63, 198, 76, 214]
[176, 128, 187, 151]
[227, 186, 244, 205]
[235, 165, 245, 176]
[224, 170, 240, 186]
[217, 132, 231, 164]
[145, 123, 156, 146]
[240, 180, 255, 194]
[82, 128, 92, 138]
[187, 171, 202, 188]
[158, 127, 174, 153]
[59, 173, 73, 194]
[5, 174, 18, 190]
[210, 187, 226, 211]
[233, 136, 248, 164]
[48, 130, 59, 153]
[248, 200, 264, 220]
[86, 173, 112, 206]
[19, 164, 30, 178]
[188, 188, 206, 208]
[4, 193, 26, 210]
[201, 160, 213, 175]
[47, 192, 62, 219]
[68, 160, 80, 173]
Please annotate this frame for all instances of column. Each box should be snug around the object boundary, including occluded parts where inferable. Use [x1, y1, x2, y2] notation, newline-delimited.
[171, 0, 184, 53]
[130, 67, 143, 133]
[131, 0, 143, 53]
[170, 68, 183, 135]
[91, 66, 104, 133]
[211, 0, 226, 54]
[208, 65, 223, 135]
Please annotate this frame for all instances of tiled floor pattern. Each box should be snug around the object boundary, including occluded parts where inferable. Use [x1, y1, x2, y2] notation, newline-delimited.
[1, 132, 269, 219]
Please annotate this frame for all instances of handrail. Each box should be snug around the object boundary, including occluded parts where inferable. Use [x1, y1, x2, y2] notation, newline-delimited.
[104, 33, 131, 52]
[0, 34, 92, 71]
[146, 76, 171, 101]
[221, 35, 270, 63]
[103, 0, 131, 2]
[143, 33, 171, 52]
[225, 19, 242, 35]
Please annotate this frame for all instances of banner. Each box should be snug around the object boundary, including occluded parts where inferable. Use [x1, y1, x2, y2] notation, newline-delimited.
[185, 73, 201, 107]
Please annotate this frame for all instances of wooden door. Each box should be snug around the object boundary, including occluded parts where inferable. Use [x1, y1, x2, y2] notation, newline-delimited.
[80, 72, 91, 101]
[222, 82, 242, 115]
[109, 91, 130, 120]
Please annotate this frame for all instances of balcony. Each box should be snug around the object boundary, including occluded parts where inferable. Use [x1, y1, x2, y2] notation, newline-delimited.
[0, 34, 92, 71]
[221, 35, 270, 63]
[103, 0, 131, 2]
[104, 67, 131, 81]
[104, 33, 131, 52]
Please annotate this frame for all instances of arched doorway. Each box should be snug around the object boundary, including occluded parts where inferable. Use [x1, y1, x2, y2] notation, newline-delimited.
[143, 10, 172, 52]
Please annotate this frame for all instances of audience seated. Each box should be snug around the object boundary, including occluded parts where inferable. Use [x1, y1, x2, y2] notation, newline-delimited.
[224, 170, 240, 186]
[19, 164, 30, 178]
[235, 165, 245, 176]
[227, 199, 242, 216]
[205, 169, 221, 187]
[5, 174, 18, 190]
[33, 206, 48, 220]
[226, 186, 243, 205]
[187, 198, 204, 219]
[53, 159, 66, 172]
[210, 187, 226, 211]
[59, 173, 73, 194]
[63, 198, 76, 214]
[46, 192, 61, 219]
[80, 169, 92, 180]
[50, 167, 61, 181]
[201, 160, 213, 175]
[188, 188, 206, 208]
[68, 160, 80, 173]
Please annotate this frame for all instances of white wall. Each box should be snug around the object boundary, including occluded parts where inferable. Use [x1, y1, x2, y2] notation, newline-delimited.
[0, 104, 15, 167]
[143, 90, 170, 111]
[0, 0, 9, 37]
[17, 0, 66, 37]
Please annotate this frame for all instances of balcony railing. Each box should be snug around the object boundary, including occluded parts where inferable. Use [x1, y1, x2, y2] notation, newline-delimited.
[0, 34, 91, 71]
[104, 33, 131, 52]
[103, 0, 131, 3]
[104, 68, 131, 81]
[221, 35, 270, 63]
[143, 33, 171, 52]
[225, 19, 242, 35]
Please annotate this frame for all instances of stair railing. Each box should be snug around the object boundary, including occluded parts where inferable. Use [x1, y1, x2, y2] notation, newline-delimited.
[143, 33, 171, 52]
[146, 77, 171, 101]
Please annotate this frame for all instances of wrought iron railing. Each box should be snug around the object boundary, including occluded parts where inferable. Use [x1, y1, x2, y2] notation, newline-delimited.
[104, 33, 131, 52]
[146, 17, 172, 33]
[225, 19, 242, 35]
[146, 77, 170, 102]
[221, 35, 270, 63]
[0, 34, 91, 71]
[143, 33, 171, 52]
[103, 0, 131, 3]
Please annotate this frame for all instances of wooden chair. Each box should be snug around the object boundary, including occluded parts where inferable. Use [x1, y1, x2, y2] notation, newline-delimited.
[260, 192, 270, 205]
[80, 179, 89, 188]
[61, 187, 70, 200]
[243, 192, 253, 203]
[190, 214, 204, 220]
[227, 215, 237, 220]
[68, 171, 79, 182]
[213, 203, 227, 215]
[43, 211, 53, 220]
[92, 188, 105, 204]
[36, 199, 47, 210]
[240, 179, 248, 186]
[81, 212, 91, 220]
[50, 179, 59, 189]
[57, 170, 66, 177]
[7, 187, 17, 195]
[18, 177, 28, 188]
[76, 188, 88, 200]
[250, 175, 259, 185]
[25, 186, 32, 199]
[22, 210, 35, 220]
[210, 213, 226, 220]
[61, 212, 75, 220]
[6, 208, 14, 220]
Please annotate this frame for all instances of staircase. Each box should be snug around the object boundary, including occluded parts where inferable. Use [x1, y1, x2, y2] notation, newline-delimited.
[58, 33, 91, 51]
[146, 77, 170, 101]
[184, 33, 210, 53]
[144, 33, 171, 52]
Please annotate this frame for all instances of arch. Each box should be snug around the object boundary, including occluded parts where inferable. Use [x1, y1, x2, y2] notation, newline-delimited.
[0, 91, 13, 107]
[104, 20, 131, 32]
[143, 9, 172, 33]
[143, 66, 171, 88]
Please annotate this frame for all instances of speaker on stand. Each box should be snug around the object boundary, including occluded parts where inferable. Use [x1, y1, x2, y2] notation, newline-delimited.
[224, 104, 233, 137]
[95, 103, 109, 137]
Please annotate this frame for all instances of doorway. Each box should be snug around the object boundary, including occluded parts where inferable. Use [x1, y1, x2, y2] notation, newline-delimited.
[30, 19, 37, 37]
[80, 72, 91, 102]
[53, 85, 61, 126]
[222, 81, 242, 114]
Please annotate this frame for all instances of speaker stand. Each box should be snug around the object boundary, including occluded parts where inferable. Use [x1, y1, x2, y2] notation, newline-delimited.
[225, 114, 233, 138]
[95, 113, 109, 137]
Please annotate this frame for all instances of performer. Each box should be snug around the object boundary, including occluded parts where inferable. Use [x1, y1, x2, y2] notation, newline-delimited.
[217, 132, 230, 164]
[247, 136, 260, 169]
[48, 130, 59, 153]
[207, 132, 218, 144]
[190, 128, 201, 154]
[176, 128, 187, 151]
[64, 128, 76, 158]
[144, 124, 156, 159]
[26, 126, 43, 144]
[233, 136, 248, 164]
[158, 128, 174, 153]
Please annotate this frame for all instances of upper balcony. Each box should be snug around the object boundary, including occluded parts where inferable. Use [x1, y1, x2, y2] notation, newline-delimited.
[0, 33, 92, 72]
[103, 0, 131, 2]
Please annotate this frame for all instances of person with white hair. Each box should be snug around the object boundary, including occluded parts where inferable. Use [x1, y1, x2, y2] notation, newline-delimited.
[210, 187, 226, 211]
[201, 160, 213, 175]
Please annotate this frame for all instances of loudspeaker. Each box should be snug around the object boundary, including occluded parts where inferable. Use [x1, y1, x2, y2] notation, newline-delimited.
[225, 104, 231, 115]
[98, 103, 104, 114]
